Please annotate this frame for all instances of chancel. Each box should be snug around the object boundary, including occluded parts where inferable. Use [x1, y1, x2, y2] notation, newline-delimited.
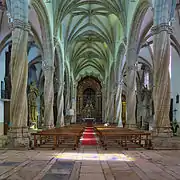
[0, 0, 180, 179]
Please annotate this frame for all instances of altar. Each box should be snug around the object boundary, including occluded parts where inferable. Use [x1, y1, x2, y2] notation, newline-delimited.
[82, 118, 95, 126]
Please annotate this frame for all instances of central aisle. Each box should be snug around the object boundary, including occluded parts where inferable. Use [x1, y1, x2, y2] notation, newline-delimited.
[81, 127, 97, 145]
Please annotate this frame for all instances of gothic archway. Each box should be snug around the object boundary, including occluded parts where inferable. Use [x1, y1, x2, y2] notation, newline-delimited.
[76, 76, 102, 123]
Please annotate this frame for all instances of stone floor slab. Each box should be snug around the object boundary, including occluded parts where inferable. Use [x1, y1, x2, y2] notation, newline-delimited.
[80, 165, 103, 173]
[112, 171, 141, 180]
[79, 173, 105, 180]
[42, 174, 69, 180]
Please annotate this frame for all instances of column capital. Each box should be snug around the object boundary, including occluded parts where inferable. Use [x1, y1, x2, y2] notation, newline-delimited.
[9, 19, 31, 32]
[151, 23, 173, 35]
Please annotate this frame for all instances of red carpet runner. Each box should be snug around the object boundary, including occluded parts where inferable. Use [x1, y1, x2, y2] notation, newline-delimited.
[81, 127, 97, 145]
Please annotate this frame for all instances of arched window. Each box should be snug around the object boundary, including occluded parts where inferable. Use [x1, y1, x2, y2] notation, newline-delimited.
[144, 71, 149, 89]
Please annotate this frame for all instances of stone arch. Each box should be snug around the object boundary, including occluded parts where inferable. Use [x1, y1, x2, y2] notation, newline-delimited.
[128, 0, 151, 48]
[0, 33, 11, 54]
[116, 43, 126, 80]
[55, 43, 64, 82]
[31, 0, 53, 64]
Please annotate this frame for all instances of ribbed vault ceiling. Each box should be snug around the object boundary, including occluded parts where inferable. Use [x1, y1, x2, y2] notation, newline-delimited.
[53, 0, 127, 80]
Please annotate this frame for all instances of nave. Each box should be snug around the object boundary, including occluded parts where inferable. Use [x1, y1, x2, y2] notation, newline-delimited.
[1, 0, 180, 179]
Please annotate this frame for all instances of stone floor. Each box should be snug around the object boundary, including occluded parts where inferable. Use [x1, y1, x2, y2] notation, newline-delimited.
[0, 146, 180, 180]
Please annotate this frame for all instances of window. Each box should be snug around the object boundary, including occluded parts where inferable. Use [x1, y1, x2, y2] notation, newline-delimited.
[144, 72, 149, 89]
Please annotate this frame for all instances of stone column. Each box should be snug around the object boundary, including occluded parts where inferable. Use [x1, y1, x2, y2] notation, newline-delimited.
[106, 90, 115, 123]
[105, 91, 110, 122]
[43, 65, 55, 129]
[65, 85, 70, 113]
[115, 81, 123, 127]
[79, 91, 83, 113]
[57, 82, 64, 127]
[126, 45, 137, 128]
[7, 0, 30, 148]
[151, 0, 173, 133]
[105, 84, 112, 123]
[71, 83, 77, 123]
[101, 84, 106, 123]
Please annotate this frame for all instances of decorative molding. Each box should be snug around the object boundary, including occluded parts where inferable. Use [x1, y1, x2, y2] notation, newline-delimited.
[151, 23, 173, 35]
[9, 19, 31, 32]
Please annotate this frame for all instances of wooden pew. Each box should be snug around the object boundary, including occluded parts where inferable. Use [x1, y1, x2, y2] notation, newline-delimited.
[95, 127, 152, 150]
[31, 126, 84, 150]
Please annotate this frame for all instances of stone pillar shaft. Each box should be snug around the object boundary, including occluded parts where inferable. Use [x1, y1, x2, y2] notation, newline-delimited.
[57, 83, 64, 127]
[43, 66, 54, 128]
[7, 0, 30, 148]
[105, 90, 110, 122]
[101, 86, 106, 122]
[71, 83, 77, 123]
[10, 26, 29, 127]
[152, 25, 172, 129]
[115, 83, 123, 127]
[152, 0, 174, 132]
[65, 87, 70, 112]
[106, 90, 115, 123]
[126, 46, 137, 128]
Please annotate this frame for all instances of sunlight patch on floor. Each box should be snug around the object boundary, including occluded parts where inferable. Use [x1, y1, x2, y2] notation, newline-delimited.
[56, 152, 135, 161]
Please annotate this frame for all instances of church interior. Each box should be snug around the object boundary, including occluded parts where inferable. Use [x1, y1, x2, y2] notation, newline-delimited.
[0, 0, 180, 179]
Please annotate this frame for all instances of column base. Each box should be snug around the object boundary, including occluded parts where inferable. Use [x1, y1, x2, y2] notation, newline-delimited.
[7, 127, 30, 148]
[125, 123, 137, 129]
[71, 116, 76, 124]
[150, 126, 172, 137]
[151, 127, 180, 149]
[117, 120, 123, 127]
[56, 123, 65, 128]
[43, 124, 54, 129]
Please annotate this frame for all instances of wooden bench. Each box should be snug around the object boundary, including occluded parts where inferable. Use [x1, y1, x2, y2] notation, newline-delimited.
[95, 127, 152, 150]
[31, 126, 84, 150]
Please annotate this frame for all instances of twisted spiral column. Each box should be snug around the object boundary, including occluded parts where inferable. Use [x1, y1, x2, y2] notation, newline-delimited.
[115, 82, 123, 127]
[7, 0, 30, 147]
[126, 60, 137, 128]
[152, 25, 172, 130]
[71, 83, 77, 123]
[10, 20, 30, 127]
[56, 82, 64, 127]
[151, 0, 174, 133]
[43, 65, 55, 129]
